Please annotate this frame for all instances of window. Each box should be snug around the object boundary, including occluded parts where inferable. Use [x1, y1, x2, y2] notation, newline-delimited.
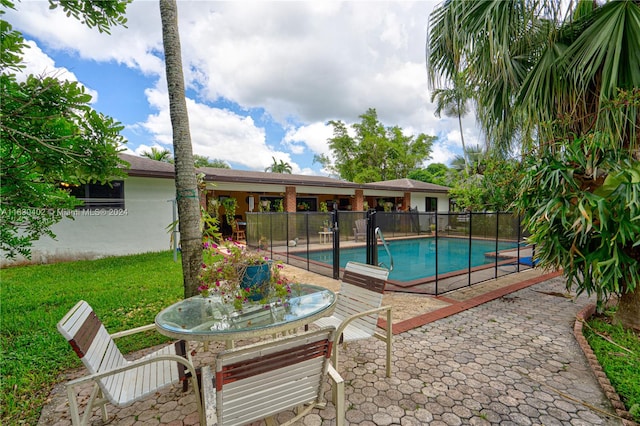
[425, 197, 438, 212]
[67, 181, 125, 209]
[296, 197, 317, 212]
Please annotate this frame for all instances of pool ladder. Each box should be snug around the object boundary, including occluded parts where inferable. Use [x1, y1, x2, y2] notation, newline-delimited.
[375, 227, 394, 272]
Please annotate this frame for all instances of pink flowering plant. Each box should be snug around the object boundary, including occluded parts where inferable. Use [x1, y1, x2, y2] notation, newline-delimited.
[198, 240, 294, 310]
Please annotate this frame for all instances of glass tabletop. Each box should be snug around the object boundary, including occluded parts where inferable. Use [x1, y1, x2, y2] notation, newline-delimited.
[155, 284, 336, 341]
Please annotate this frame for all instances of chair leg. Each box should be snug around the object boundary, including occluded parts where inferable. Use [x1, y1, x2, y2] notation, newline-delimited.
[386, 308, 393, 378]
[67, 382, 104, 426]
[328, 365, 344, 426]
[99, 388, 108, 422]
[331, 343, 340, 404]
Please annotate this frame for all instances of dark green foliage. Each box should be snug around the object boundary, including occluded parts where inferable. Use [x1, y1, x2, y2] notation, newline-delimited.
[0, 74, 127, 258]
[0, 0, 130, 259]
[408, 163, 451, 186]
[516, 135, 640, 308]
[449, 156, 523, 212]
[315, 108, 435, 183]
[49, 0, 131, 34]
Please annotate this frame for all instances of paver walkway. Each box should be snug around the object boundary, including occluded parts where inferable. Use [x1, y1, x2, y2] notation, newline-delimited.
[39, 274, 624, 425]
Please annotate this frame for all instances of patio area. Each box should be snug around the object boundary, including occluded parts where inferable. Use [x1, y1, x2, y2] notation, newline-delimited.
[39, 268, 625, 425]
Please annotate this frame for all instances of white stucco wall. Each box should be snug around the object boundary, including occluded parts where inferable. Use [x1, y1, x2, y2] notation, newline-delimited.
[17, 177, 176, 262]
[408, 193, 450, 212]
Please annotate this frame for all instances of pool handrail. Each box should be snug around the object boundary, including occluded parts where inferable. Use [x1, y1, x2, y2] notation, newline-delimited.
[375, 227, 394, 272]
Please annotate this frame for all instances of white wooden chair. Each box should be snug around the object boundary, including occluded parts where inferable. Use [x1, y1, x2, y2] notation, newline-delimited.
[313, 261, 393, 377]
[353, 218, 367, 242]
[201, 327, 344, 426]
[57, 300, 204, 426]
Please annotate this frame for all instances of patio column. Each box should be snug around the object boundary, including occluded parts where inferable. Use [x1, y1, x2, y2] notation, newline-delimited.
[285, 186, 297, 213]
[403, 192, 411, 211]
[354, 189, 364, 211]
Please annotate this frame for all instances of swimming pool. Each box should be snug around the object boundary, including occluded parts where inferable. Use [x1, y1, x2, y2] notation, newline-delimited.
[307, 237, 519, 282]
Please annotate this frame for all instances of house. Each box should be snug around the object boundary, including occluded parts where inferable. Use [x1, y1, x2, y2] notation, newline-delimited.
[6, 154, 450, 263]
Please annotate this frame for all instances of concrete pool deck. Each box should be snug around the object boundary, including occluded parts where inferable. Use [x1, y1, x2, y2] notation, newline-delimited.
[39, 267, 628, 425]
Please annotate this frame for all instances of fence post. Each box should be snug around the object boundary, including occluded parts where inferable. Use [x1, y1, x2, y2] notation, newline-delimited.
[365, 210, 372, 265]
[434, 211, 439, 296]
[331, 210, 340, 280]
[468, 212, 473, 287]
[494, 212, 500, 279]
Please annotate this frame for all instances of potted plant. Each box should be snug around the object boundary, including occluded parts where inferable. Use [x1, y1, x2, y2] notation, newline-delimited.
[221, 197, 237, 227]
[198, 240, 292, 309]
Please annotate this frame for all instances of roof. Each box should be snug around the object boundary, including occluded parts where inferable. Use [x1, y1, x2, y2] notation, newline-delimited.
[364, 178, 450, 193]
[120, 153, 176, 178]
[120, 153, 450, 193]
[198, 167, 362, 189]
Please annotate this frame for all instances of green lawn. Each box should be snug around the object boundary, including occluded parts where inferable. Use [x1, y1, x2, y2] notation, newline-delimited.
[0, 251, 184, 425]
[583, 315, 640, 422]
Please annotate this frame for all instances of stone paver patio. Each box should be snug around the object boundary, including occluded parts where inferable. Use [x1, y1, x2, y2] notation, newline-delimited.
[39, 272, 626, 425]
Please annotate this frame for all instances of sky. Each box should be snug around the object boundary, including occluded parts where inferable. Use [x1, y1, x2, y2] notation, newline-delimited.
[6, 0, 483, 176]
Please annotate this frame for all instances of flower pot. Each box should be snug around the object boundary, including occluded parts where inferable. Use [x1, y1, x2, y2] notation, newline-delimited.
[241, 263, 271, 301]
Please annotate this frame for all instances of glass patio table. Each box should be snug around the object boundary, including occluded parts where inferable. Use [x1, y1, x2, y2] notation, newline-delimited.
[155, 284, 336, 348]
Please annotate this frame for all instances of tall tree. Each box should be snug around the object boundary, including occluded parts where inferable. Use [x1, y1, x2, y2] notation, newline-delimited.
[431, 72, 472, 173]
[408, 163, 451, 186]
[159, 0, 201, 298]
[193, 154, 229, 168]
[141, 147, 173, 163]
[315, 108, 435, 183]
[0, 0, 129, 259]
[427, 0, 640, 329]
[265, 156, 292, 173]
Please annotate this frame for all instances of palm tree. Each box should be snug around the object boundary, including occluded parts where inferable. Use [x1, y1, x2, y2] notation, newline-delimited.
[159, 0, 202, 298]
[431, 73, 472, 173]
[450, 145, 485, 175]
[265, 156, 292, 173]
[141, 147, 173, 163]
[428, 0, 640, 329]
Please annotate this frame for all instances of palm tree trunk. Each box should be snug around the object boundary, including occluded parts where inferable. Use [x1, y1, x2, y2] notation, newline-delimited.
[159, 0, 202, 298]
[457, 111, 468, 174]
[615, 282, 640, 331]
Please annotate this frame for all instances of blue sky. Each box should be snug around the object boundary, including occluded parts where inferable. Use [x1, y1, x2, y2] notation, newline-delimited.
[7, 1, 482, 176]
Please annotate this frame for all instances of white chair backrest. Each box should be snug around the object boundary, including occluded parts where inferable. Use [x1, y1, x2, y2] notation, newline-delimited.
[355, 219, 367, 233]
[57, 300, 128, 377]
[215, 327, 335, 426]
[57, 300, 188, 404]
[333, 262, 389, 334]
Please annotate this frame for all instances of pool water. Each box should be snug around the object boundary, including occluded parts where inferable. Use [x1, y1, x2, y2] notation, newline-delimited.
[308, 237, 519, 282]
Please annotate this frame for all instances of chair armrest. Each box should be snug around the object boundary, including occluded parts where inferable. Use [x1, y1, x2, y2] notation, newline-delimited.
[327, 364, 343, 386]
[335, 305, 392, 338]
[327, 364, 345, 426]
[110, 323, 156, 339]
[201, 365, 218, 425]
[65, 353, 199, 389]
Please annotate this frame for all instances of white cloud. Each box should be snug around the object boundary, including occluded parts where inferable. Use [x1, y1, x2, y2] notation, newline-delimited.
[141, 82, 297, 171]
[427, 141, 458, 166]
[283, 122, 333, 156]
[6, 1, 164, 75]
[15, 41, 99, 102]
[6, 0, 478, 174]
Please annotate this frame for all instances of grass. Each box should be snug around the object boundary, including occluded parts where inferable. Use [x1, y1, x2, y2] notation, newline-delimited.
[0, 251, 184, 425]
[583, 313, 640, 422]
